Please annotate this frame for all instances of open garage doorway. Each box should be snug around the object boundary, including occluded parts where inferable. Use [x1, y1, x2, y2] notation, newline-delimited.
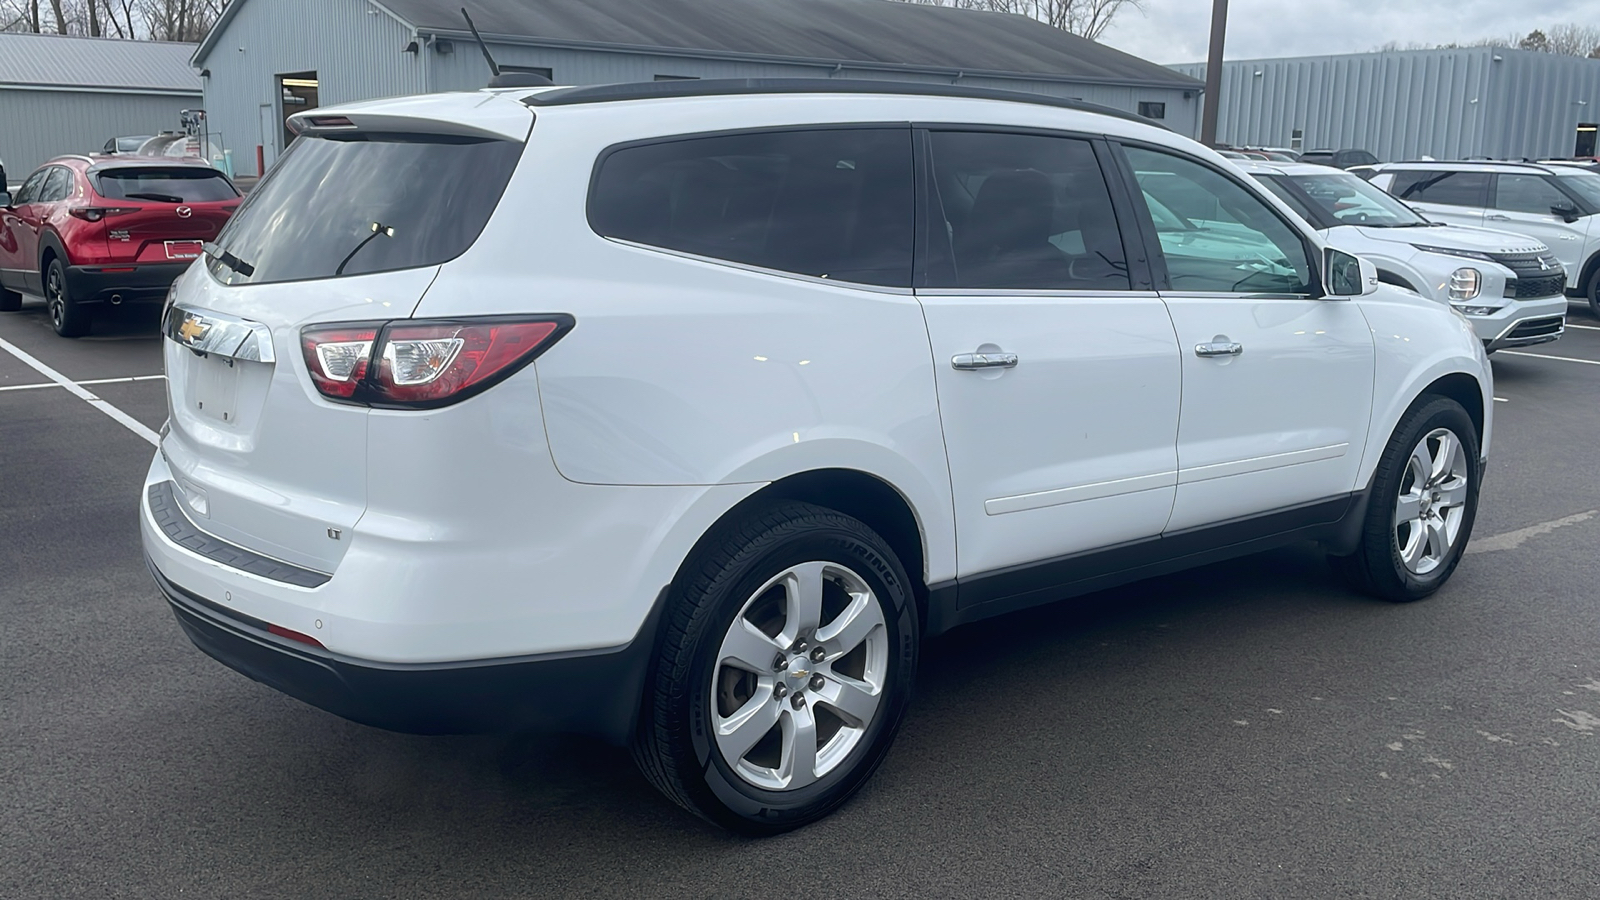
[277, 72, 319, 150]
[1577, 123, 1597, 159]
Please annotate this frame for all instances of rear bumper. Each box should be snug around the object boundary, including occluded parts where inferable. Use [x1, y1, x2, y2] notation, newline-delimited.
[66, 262, 188, 305]
[150, 558, 660, 742]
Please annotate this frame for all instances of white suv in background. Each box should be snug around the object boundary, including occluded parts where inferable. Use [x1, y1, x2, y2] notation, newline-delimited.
[1240, 161, 1568, 350]
[141, 79, 1493, 834]
[1367, 161, 1600, 318]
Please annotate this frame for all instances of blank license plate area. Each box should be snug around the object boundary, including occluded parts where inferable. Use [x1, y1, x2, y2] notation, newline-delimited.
[165, 240, 203, 260]
[189, 354, 240, 423]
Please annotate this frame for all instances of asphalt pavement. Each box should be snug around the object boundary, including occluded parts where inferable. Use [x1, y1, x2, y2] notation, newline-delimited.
[3, 296, 1599, 899]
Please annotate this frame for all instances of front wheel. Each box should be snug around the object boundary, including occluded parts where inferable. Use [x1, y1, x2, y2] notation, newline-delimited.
[45, 258, 89, 337]
[633, 502, 918, 834]
[1333, 396, 1481, 602]
[1587, 267, 1599, 321]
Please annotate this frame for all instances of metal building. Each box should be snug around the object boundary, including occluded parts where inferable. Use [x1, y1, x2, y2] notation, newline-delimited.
[193, 0, 1201, 177]
[1172, 47, 1600, 163]
[0, 32, 202, 183]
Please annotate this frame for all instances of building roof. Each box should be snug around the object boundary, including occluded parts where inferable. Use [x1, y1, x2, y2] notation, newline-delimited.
[0, 31, 201, 95]
[200, 0, 1197, 89]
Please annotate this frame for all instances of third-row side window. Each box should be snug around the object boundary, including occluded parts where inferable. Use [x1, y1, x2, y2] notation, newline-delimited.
[589, 128, 915, 287]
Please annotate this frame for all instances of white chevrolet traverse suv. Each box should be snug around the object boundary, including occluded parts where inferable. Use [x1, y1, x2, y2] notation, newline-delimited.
[1238, 160, 1568, 350]
[142, 79, 1493, 833]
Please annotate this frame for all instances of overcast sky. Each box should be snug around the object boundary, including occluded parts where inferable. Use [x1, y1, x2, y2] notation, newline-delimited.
[1099, 0, 1598, 64]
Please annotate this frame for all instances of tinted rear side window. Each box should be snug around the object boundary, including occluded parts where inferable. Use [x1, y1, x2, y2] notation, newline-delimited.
[921, 131, 1129, 291]
[589, 128, 913, 287]
[97, 168, 239, 203]
[1389, 170, 1489, 207]
[208, 133, 523, 286]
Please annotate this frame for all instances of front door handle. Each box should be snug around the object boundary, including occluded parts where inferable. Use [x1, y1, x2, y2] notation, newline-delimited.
[1194, 341, 1243, 358]
[952, 352, 1019, 370]
[1484, 214, 1511, 222]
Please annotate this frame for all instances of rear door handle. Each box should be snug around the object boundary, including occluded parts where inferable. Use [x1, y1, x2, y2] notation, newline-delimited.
[1484, 214, 1511, 221]
[951, 352, 1019, 370]
[1194, 341, 1243, 358]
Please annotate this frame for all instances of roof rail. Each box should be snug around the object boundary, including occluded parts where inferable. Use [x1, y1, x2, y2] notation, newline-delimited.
[523, 77, 1161, 129]
[1384, 158, 1553, 170]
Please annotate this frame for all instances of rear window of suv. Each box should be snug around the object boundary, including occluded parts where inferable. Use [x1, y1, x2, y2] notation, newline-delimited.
[96, 168, 238, 203]
[1388, 170, 1490, 208]
[207, 133, 522, 286]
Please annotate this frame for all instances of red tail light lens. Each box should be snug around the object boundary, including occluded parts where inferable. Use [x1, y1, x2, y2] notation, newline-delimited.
[69, 206, 136, 222]
[299, 316, 573, 407]
[300, 325, 380, 399]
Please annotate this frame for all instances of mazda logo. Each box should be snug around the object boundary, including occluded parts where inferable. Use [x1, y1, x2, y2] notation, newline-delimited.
[176, 206, 192, 218]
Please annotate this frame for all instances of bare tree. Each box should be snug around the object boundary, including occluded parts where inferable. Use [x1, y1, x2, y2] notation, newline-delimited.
[884, 0, 1144, 41]
[1543, 23, 1600, 57]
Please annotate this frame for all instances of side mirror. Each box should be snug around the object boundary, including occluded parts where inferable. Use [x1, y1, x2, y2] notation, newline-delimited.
[1552, 203, 1583, 223]
[1324, 247, 1377, 297]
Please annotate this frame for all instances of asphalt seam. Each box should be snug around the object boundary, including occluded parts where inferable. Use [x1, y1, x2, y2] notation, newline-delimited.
[0, 335, 160, 446]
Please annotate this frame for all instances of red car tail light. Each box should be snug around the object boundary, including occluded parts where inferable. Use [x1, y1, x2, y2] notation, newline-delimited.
[68, 206, 136, 222]
[299, 316, 573, 408]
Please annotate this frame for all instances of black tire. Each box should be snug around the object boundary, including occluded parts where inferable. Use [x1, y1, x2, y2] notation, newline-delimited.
[0, 286, 20, 313]
[1587, 267, 1599, 322]
[1333, 395, 1481, 602]
[633, 501, 918, 834]
[44, 257, 90, 337]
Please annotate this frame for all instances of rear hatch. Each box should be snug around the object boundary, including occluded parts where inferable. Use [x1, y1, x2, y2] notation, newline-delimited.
[160, 105, 529, 573]
[92, 165, 239, 263]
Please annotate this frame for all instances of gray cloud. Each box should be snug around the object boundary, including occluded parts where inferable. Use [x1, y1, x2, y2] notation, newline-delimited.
[1101, 0, 1598, 64]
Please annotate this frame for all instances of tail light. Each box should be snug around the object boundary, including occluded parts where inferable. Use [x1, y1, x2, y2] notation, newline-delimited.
[299, 316, 573, 408]
[69, 206, 136, 222]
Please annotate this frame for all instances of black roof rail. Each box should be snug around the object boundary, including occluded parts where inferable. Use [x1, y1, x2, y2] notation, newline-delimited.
[522, 78, 1161, 129]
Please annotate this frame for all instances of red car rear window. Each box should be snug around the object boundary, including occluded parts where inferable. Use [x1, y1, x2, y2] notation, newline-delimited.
[95, 168, 239, 203]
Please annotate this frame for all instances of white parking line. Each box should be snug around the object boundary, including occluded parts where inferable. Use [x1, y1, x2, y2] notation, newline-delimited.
[1498, 350, 1600, 367]
[1468, 510, 1598, 554]
[1493, 397, 1508, 403]
[0, 336, 160, 445]
[0, 374, 166, 393]
[1564, 323, 1600, 331]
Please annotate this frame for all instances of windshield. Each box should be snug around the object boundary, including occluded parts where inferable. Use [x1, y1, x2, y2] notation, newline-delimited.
[1551, 169, 1600, 209]
[1283, 172, 1429, 227]
[96, 168, 238, 203]
[208, 132, 523, 286]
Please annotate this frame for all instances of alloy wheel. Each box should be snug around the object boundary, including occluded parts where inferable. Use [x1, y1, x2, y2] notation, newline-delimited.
[710, 561, 888, 791]
[1393, 427, 1471, 576]
[46, 266, 64, 330]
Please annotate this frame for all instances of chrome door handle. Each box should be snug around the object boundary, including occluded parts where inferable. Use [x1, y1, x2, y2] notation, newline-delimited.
[1194, 341, 1243, 358]
[951, 352, 1019, 370]
[1484, 214, 1511, 221]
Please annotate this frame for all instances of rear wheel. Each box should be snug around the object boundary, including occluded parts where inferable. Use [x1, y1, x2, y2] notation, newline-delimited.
[1333, 396, 1480, 602]
[633, 501, 918, 834]
[45, 258, 89, 337]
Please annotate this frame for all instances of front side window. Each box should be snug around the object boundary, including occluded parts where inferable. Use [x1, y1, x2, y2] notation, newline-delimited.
[1125, 146, 1313, 295]
[1494, 173, 1574, 215]
[208, 132, 523, 286]
[1253, 175, 1319, 223]
[1389, 170, 1489, 208]
[922, 131, 1129, 291]
[589, 128, 914, 287]
[15, 170, 48, 205]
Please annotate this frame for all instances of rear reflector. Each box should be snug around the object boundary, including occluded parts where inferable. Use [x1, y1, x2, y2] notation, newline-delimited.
[300, 315, 573, 408]
[267, 623, 326, 649]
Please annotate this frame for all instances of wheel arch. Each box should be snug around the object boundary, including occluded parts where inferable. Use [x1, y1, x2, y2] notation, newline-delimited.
[1420, 372, 1485, 447]
[1579, 248, 1600, 297]
[37, 229, 68, 273]
[668, 468, 932, 634]
[1375, 267, 1424, 295]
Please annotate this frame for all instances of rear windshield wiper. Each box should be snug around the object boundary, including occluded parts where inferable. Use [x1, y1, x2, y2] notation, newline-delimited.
[123, 191, 186, 203]
[203, 242, 255, 277]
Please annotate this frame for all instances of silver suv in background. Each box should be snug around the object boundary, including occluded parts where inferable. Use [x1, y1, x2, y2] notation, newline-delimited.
[1243, 161, 1568, 350]
[1368, 161, 1600, 319]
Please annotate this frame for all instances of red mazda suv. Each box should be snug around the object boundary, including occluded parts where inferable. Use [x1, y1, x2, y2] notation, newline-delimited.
[0, 155, 239, 336]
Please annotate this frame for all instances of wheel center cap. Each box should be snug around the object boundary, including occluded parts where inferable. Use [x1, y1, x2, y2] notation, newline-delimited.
[787, 657, 811, 680]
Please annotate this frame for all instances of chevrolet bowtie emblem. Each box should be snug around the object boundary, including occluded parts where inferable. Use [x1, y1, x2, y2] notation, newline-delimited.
[177, 314, 209, 344]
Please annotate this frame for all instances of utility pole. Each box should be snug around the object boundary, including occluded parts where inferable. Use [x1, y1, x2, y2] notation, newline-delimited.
[1200, 0, 1228, 147]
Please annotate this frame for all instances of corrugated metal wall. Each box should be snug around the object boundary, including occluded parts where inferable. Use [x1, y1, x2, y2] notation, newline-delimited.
[1485, 52, 1600, 160]
[0, 89, 199, 178]
[1174, 48, 1600, 161]
[428, 40, 1199, 134]
[199, 0, 425, 176]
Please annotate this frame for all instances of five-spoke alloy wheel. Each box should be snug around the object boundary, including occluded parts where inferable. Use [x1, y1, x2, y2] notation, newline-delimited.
[633, 501, 917, 834]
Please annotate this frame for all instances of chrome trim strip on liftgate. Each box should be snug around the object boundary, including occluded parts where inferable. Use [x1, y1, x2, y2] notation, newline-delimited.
[163, 301, 276, 363]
